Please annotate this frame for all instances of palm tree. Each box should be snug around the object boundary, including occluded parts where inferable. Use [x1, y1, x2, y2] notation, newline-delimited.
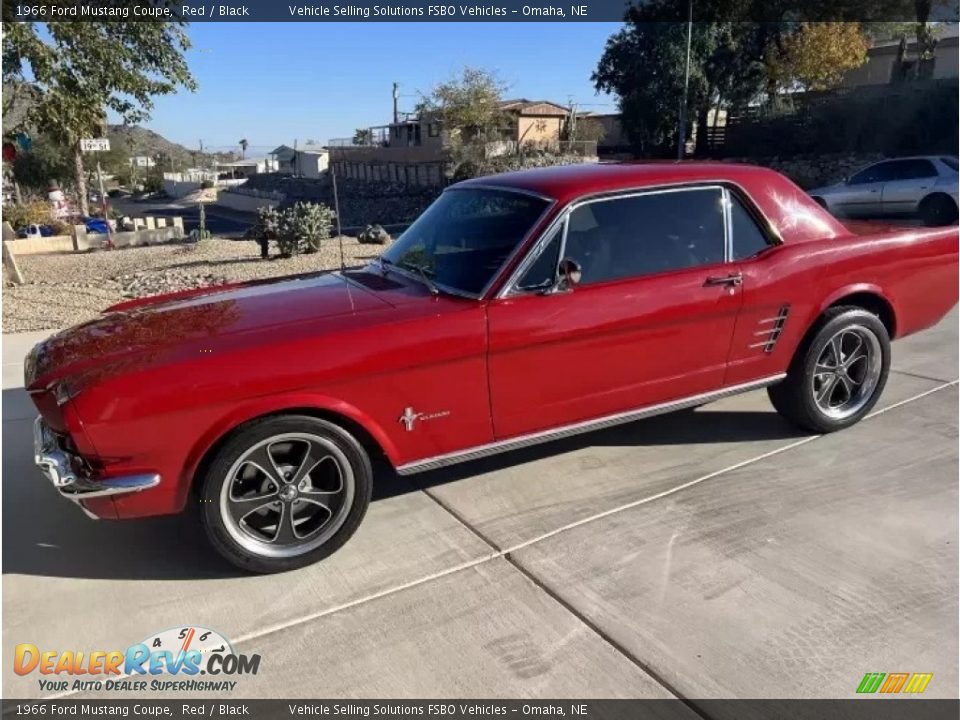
[238, 138, 249, 159]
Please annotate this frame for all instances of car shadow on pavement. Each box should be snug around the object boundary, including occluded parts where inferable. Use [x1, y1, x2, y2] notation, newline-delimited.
[1, 400, 414, 581]
[3, 389, 801, 581]
[412, 405, 806, 491]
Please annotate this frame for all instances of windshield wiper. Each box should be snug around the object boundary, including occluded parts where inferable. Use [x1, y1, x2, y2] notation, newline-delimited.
[400, 261, 440, 296]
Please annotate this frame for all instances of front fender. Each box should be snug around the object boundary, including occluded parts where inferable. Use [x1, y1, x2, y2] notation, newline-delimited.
[176, 392, 399, 508]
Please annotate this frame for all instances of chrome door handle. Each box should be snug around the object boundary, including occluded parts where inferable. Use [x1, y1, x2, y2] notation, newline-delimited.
[704, 273, 743, 288]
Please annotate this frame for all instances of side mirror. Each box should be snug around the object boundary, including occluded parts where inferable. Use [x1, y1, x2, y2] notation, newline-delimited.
[558, 258, 582, 289]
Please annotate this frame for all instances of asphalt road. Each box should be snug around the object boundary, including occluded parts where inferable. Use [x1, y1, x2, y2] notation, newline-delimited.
[109, 197, 412, 239]
[2, 309, 957, 701]
[110, 196, 254, 237]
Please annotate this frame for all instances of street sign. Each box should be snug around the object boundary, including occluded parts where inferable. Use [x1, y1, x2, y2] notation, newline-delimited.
[80, 138, 110, 152]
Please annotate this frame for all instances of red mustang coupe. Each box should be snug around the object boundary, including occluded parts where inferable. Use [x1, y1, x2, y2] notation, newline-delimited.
[27, 163, 958, 572]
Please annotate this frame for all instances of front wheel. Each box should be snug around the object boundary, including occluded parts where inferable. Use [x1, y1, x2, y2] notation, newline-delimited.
[200, 415, 372, 573]
[768, 307, 890, 434]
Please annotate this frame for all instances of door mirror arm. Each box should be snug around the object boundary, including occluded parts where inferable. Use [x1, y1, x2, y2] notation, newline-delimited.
[558, 258, 582, 290]
[540, 258, 582, 294]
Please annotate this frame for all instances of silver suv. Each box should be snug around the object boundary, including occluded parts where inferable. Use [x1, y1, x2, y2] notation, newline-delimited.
[808, 156, 958, 226]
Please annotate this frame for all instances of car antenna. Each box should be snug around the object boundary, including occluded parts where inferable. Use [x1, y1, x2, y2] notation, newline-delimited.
[331, 161, 345, 271]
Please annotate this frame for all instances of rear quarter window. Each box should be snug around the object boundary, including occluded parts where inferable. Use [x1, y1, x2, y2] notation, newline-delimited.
[729, 194, 772, 260]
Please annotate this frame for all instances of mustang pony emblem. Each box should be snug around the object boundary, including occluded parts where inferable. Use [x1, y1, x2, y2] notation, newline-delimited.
[399, 406, 451, 432]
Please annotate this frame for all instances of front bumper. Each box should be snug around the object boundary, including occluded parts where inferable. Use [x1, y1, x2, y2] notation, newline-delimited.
[33, 417, 161, 518]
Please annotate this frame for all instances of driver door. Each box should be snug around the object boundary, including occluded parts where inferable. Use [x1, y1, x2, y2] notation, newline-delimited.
[833, 161, 892, 218]
[486, 186, 743, 439]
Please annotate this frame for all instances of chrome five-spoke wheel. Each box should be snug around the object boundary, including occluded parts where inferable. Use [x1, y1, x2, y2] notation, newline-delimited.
[811, 326, 882, 420]
[201, 416, 372, 573]
[220, 433, 354, 558]
[768, 306, 890, 434]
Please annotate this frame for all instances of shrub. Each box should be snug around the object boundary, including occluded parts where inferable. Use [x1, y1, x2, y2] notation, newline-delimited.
[249, 205, 281, 240]
[200, 179, 215, 189]
[275, 202, 334, 256]
[142, 174, 164, 194]
[2, 200, 57, 230]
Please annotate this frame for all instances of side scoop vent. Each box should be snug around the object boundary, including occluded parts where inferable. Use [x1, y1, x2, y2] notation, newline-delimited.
[749, 305, 790, 354]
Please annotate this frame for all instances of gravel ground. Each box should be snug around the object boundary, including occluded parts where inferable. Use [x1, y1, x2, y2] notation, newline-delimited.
[2, 237, 384, 333]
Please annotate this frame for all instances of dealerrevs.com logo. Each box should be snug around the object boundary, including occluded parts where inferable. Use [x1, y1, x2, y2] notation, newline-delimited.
[14, 626, 261, 693]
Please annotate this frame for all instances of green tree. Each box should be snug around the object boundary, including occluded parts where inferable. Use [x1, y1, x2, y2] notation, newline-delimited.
[1, 3, 197, 214]
[565, 116, 606, 144]
[594, 1, 917, 157]
[10, 134, 74, 192]
[766, 22, 870, 91]
[238, 138, 248, 159]
[416, 67, 510, 160]
[352, 128, 373, 145]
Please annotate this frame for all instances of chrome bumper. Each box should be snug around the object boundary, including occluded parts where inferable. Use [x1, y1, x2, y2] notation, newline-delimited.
[33, 417, 160, 515]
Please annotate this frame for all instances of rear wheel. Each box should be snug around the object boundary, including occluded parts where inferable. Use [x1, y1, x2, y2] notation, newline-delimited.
[768, 307, 890, 433]
[919, 194, 958, 227]
[200, 415, 372, 573]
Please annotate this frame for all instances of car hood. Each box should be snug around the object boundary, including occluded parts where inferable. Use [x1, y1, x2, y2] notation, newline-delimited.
[25, 271, 392, 392]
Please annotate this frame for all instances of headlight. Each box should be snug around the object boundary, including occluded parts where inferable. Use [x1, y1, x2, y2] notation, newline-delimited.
[23, 345, 38, 387]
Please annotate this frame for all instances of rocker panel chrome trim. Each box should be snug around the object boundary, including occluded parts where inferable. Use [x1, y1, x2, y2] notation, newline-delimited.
[396, 374, 786, 475]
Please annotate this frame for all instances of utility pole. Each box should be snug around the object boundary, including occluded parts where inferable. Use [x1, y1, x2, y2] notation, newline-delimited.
[392, 82, 399, 124]
[677, 0, 693, 160]
[567, 98, 579, 142]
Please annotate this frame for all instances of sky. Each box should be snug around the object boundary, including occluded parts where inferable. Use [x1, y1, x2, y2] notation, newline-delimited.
[128, 22, 621, 156]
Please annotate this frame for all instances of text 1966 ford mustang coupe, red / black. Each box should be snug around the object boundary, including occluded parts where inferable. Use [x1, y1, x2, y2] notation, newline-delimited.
[27, 163, 958, 572]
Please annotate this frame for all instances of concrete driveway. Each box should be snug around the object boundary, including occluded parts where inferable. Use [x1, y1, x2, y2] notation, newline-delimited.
[2, 310, 957, 701]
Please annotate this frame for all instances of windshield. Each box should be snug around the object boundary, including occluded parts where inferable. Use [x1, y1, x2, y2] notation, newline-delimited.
[380, 188, 550, 296]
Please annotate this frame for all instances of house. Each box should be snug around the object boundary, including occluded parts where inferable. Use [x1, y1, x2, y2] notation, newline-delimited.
[842, 24, 959, 87]
[269, 145, 297, 174]
[498, 98, 571, 145]
[215, 158, 277, 178]
[383, 98, 572, 149]
[580, 112, 629, 155]
[328, 97, 597, 186]
[294, 143, 329, 178]
[129, 156, 156, 168]
[269, 143, 329, 177]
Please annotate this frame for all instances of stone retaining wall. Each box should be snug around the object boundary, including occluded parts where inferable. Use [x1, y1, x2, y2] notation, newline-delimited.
[3, 217, 185, 256]
[216, 190, 282, 213]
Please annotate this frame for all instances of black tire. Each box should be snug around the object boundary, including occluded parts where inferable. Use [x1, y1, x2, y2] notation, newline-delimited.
[919, 194, 958, 227]
[200, 415, 372, 574]
[768, 307, 890, 434]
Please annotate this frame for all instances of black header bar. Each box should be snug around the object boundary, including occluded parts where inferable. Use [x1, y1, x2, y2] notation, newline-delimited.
[5, 0, 959, 23]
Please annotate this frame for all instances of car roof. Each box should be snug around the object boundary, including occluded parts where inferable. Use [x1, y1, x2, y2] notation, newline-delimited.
[863, 155, 957, 164]
[452, 161, 787, 204]
[453, 160, 856, 245]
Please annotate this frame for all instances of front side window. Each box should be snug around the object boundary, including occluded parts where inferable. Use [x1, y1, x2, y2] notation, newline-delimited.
[849, 162, 893, 185]
[381, 188, 549, 296]
[516, 226, 563, 291]
[562, 187, 725, 286]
